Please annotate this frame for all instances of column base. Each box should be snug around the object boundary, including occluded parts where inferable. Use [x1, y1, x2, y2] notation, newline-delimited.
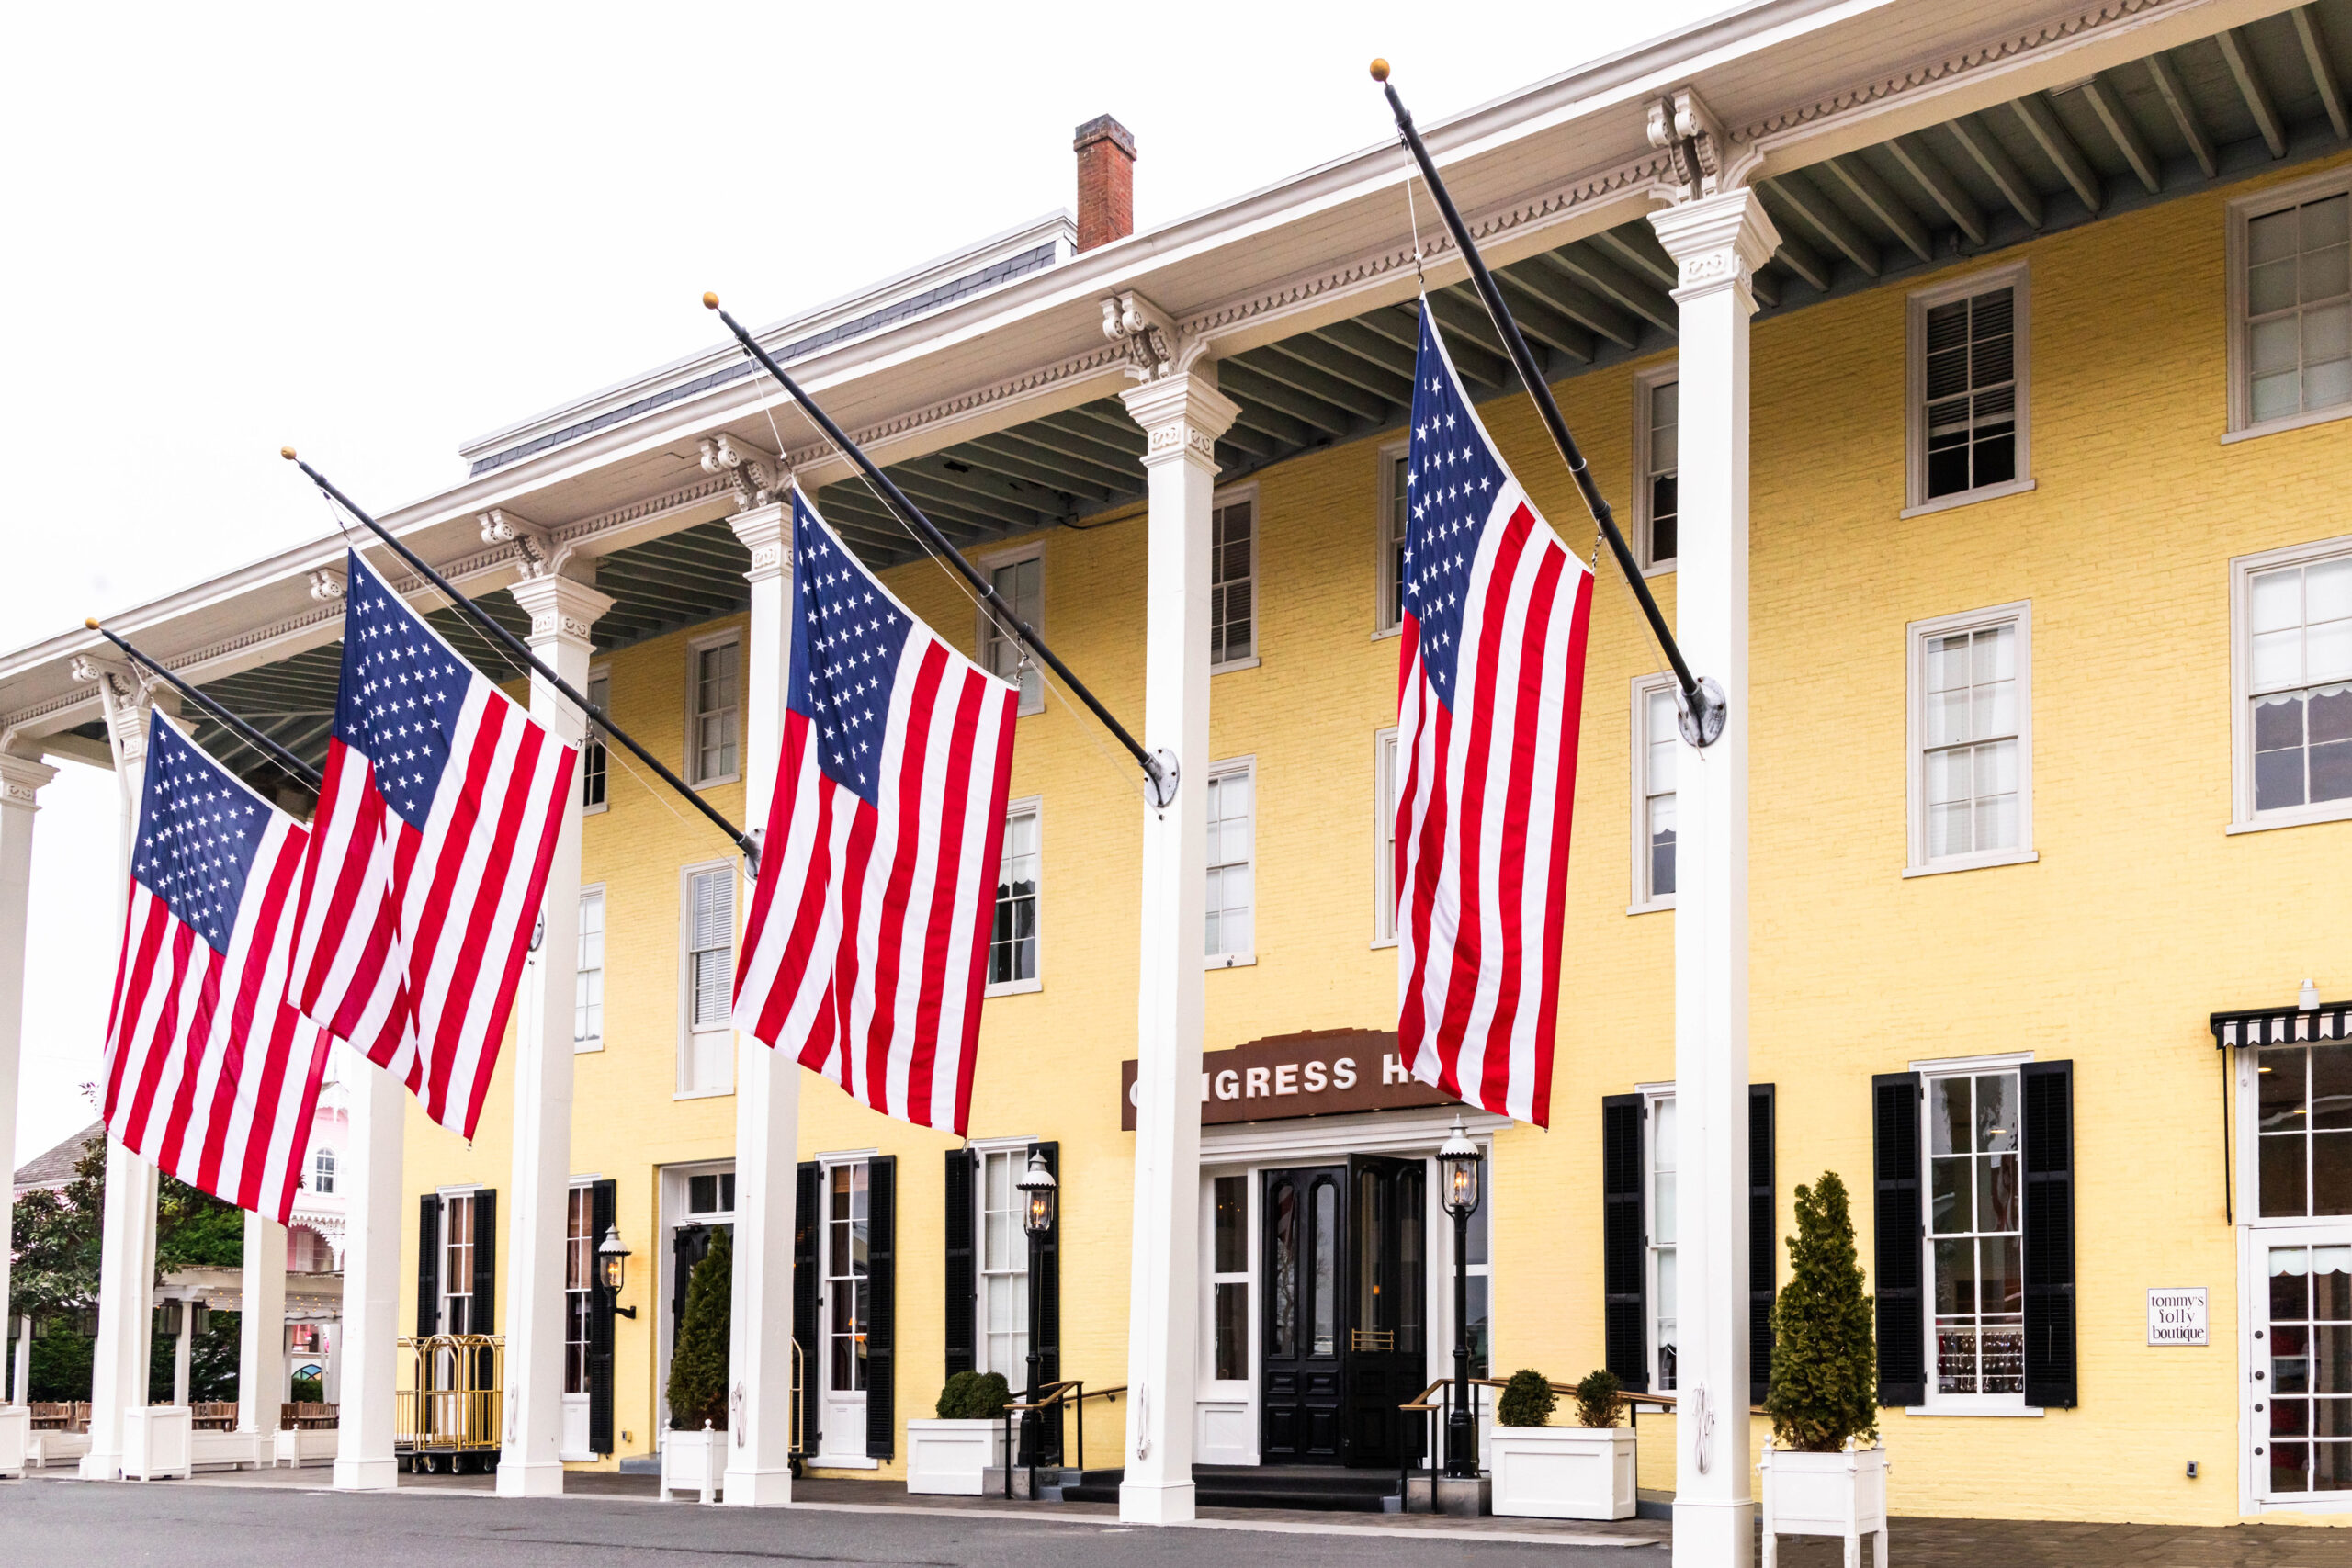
[1673, 1495, 1756, 1568]
[1119, 1479, 1197, 1524]
[494, 1458, 565, 1497]
[720, 1462, 795, 1506]
[332, 1456, 400, 1492]
[78, 1448, 120, 1481]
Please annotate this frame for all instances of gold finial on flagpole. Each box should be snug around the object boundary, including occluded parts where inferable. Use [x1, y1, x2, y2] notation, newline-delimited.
[280, 446, 297, 460]
[703, 292, 720, 310]
[1370, 59, 1390, 82]
[85, 617, 100, 631]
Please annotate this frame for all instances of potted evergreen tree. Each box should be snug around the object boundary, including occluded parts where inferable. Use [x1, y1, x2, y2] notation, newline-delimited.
[1488, 1367, 1635, 1519]
[661, 1228, 730, 1503]
[1758, 1172, 1889, 1567]
[906, 1371, 1013, 1494]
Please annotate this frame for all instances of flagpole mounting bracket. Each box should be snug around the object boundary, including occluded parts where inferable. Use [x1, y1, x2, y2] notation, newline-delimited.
[742, 828, 764, 879]
[1146, 749, 1180, 809]
[1676, 677, 1728, 750]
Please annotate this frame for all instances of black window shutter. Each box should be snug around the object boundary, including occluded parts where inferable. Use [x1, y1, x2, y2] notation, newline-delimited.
[793, 1162, 820, 1456]
[1030, 1142, 1060, 1390]
[417, 1194, 441, 1336]
[1872, 1073, 1926, 1407]
[1750, 1084, 1776, 1405]
[865, 1156, 897, 1460]
[2022, 1060, 2077, 1409]
[944, 1151, 977, 1379]
[1601, 1095, 1648, 1392]
[470, 1189, 497, 1335]
[588, 1179, 617, 1456]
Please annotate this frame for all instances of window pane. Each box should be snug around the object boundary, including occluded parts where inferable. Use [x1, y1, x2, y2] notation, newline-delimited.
[1929, 1076, 1968, 1156]
[1271, 1181, 1296, 1357]
[1215, 1281, 1248, 1382]
[2265, 1134, 2312, 1218]
[1311, 1180, 1336, 1356]
[1215, 1175, 1247, 1274]
[2318, 1133, 2352, 1217]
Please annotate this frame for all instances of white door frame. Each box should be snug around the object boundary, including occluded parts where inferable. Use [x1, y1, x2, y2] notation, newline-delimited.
[812, 1153, 877, 1470]
[655, 1159, 735, 1446]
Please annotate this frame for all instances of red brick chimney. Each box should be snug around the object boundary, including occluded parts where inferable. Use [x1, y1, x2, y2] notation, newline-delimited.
[1073, 115, 1136, 253]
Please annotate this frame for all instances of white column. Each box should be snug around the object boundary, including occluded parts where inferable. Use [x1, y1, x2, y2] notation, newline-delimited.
[82, 676, 170, 1477]
[723, 498, 799, 1506]
[334, 1043, 404, 1490]
[494, 568, 613, 1497]
[237, 1211, 287, 1454]
[1648, 187, 1778, 1568]
[0, 751, 57, 1416]
[13, 1316, 29, 1405]
[1114, 370, 1238, 1525]
[171, 1307, 192, 1407]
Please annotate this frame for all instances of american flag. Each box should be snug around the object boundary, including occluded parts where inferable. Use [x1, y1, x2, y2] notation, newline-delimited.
[289, 548, 576, 1139]
[1394, 300, 1595, 1127]
[102, 713, 333, 1224]
[732, 489, 1017, 1135]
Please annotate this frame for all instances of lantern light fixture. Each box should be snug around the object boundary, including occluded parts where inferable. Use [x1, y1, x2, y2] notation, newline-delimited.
[1017, 1150, 1058, 1236]
[1439, 1114, 1482, 1219]
[598, 1224, 633, 1298]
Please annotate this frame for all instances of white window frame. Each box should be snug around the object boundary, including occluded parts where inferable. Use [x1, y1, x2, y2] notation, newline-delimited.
[2231, 534, 2352, 834]
[1633, 360, 1679, 575]
[581, 665, 611, 814]
[977, 541, 1046, 717]
[683, 630, 741, 788]
[1630, 672, 1679, 912]
[969, 1136, 1037, 1383]
[1374, 727, 1400, 947]
[1375, 439, 1409, 638]
[814, 1150, 880, 1468]
[1902, 262, 2036, 518]
[435, 1187, 482, 1337]
[1635, 1082, 1679, 1393]
[1906, 1048, 2041, 1417]
[1205, 755, 1257, 970]
[1905, 601, 2037, 876]
[563, 1179, 595, 1415]
[676, 859, 735, 1100]
[2224, 167, 2352, 446]
[986, 795, 1043, 998]
[575, 883, 606, 1055]
[311, 1146, 336, 1196]
[1199, 1167, 1257, 1399]
[1211, 481, 1261, 673]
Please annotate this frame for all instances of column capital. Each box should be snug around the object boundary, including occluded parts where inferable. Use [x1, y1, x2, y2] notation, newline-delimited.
[701, 434, 786, 513]
[1118, 371, 1240, 474]
[0, 753, 57, 809]
[506, 571, 614, 655]
[728, 499, 790, 586]
[1647, 187, 1781, 310]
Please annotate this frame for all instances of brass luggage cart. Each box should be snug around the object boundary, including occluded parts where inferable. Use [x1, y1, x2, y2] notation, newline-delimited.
[395, 1334, 503, 1473]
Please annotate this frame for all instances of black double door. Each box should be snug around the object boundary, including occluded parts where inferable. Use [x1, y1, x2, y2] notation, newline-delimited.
[1259, 1156, 1426, 1468]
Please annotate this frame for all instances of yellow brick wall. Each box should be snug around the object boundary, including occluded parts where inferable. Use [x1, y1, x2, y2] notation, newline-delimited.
[399, 150, 2352, 1520]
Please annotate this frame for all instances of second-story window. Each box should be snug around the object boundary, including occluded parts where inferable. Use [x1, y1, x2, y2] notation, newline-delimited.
[679, 863, 733, 1096]
[1212, 494, 1256, 668]
[981, 547, 1045, 716]
[1632, 676, 1679, 909]
[312, 1147, 336, 1196]
[1908, 604, 2032, 874]
[582, 671, 609, 809]
[2245, 550, 2352, 821]
[1374, 728, 1400, 944]
[1205, 760, 1255, 964]
[1908, 266, 2030, 511]
[687, 636, 740, 786]
[1380, 446, 1410, 634]
[1636, 372, 1679, 570]
[2238, 185, 2350, 430]
[575, 887, 605, 1053]
[989, 799, 1040, 992]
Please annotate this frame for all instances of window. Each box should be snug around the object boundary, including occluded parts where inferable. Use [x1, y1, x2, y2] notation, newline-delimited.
[2257, 1040, 2352, 1217]
[1634, 367, 1679, 570]
[311, 1147, 336, 1196]
[1209, 1174, 1249, 1382]
[1645, 1092, 1679, 1391]
[989, 800, 1040, 994]
[1925, 1066, 2024, 1403]
[1212, 491, 1257, 668]
[575, 886, 605, 1053]
[687, 1170, 736, 1216]
[565, 1185, 593, 1395]
[1631, 675, 1679, 910]
[826, 1162, 871, 1393]
[582, 670, 609, 811]
[1205, 760, 1254, 964]
[686, 635, 740, 786]
[678, 863, 733, 1097]
[2231, 176, 2351, 438]
[2264, 1243, 2352, 1497]
[1905, 266, 2031, 513]
[978, 1148, 1029, 1379]
[1906, 604, 2033, 874]
[441, 1192, 477, 1335]
[2233, 539, 2352, 832]
[1374, 728, 1400, 945]
[979, 547, 1044, 716]
[1377, 444, 1409, 634]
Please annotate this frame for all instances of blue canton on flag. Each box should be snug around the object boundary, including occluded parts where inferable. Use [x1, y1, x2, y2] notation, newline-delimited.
[1404, 309, 1510, 706]
[789, 500, 911, 807]
[333, 566, 471, 829]
[132, 719, 267, 953]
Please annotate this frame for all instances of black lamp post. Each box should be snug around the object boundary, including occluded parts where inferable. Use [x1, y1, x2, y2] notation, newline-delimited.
[1016, 1152, 1057, 1465]
[1439, 1115, 1483, 1479]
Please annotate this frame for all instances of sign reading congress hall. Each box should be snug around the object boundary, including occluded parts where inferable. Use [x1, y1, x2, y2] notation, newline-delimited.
[1119, 1028, 1461, 1130]
[2147, 1287, 2209, 1346]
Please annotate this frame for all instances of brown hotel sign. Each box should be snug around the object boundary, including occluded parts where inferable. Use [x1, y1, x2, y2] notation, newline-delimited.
[1119, 1028, 1461, 1130]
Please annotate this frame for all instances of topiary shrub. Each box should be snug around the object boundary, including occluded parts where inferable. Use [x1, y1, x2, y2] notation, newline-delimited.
[666, 1228, 732, 1430]
[934, 1370, 1013, 1420]
[1495, 1367, 1557, 1427]
[1572, 1367, 1623, 1427]
[1765, 1171, 1879, 1453]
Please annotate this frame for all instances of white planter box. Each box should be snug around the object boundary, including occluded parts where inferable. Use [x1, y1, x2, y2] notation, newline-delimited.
[190, 1429, 265, 1470]
[904, 1418, 1011, 1495]
[124, 1406, 193, 1481]
[0, 1406, 26, 1479]
[272, 1426, 340, 1467]
[1488, 1425, 1637, 1520]
[1759, 1441, 1890, 1568]
[661, 1424, 724, 1503]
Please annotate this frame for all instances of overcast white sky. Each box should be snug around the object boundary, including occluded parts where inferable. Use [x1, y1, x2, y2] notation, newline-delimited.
[0, 0, 1726, 1165]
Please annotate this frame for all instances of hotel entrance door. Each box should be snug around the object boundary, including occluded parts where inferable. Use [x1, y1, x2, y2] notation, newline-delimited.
[1260, 1157, 1426, 1468]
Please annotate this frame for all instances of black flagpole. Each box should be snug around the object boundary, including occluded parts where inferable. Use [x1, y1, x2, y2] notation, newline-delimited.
[85, 620, 325, 794]
[281, 451, 763, 869]
[702, 294, 1177, 807]
[1371, 61, 1725, 749]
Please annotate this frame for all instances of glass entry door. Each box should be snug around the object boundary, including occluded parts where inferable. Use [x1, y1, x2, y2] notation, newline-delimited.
[2257, 1238, 2351, 1499]
[1343, 1155, 1425, 1470]
[1261, 1166, 1345, 1461]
